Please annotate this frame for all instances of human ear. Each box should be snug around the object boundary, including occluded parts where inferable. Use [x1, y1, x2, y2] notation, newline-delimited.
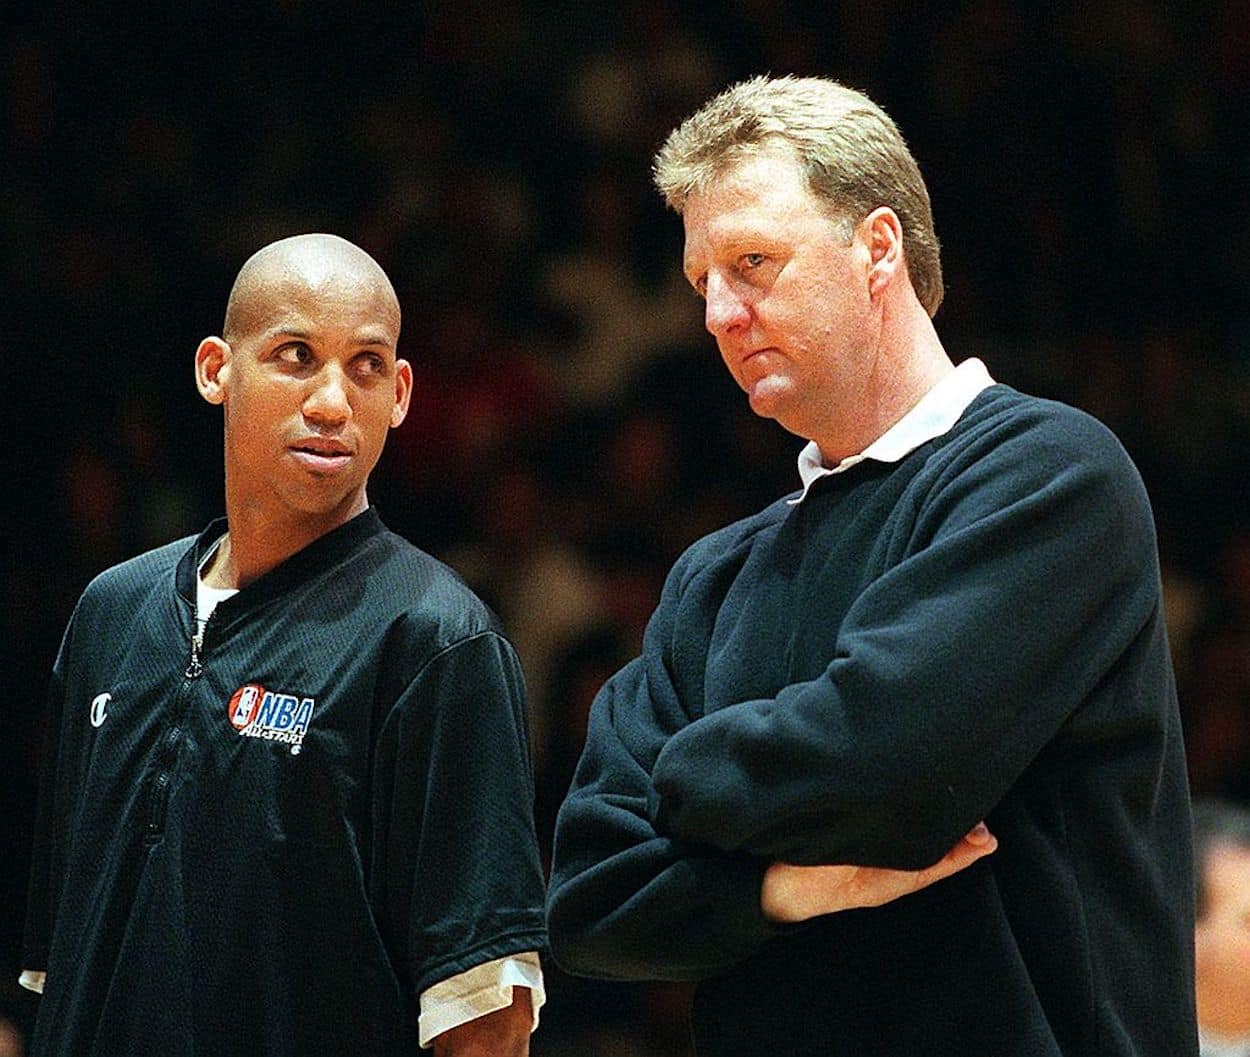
[865, 207, 904, 299]
[195, 337, 231, 405]
[390, 358, 413, 429]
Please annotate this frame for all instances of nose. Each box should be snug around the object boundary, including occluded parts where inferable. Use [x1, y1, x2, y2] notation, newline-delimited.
[704, 271, 750, 337]
[303, 364, 351, 427]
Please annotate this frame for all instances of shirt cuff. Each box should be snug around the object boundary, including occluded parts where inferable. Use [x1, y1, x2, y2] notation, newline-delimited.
[418, 951, 544, 1048]
[19, 970, 46, 994]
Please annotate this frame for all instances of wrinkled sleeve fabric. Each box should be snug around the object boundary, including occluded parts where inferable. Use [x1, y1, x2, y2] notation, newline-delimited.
[379, 630, 548, 999]
[547, 549, 791, 982]
[649, 410, 1163, 869]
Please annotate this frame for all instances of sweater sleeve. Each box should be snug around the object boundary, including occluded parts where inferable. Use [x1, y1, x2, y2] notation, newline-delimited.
[547, 550, 791, 982]
[648, 411, 1165, 869]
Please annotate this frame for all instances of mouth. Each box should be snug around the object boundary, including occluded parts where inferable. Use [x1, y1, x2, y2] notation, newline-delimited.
[289, 439, 353, 471]
[738, 346, 779, 373]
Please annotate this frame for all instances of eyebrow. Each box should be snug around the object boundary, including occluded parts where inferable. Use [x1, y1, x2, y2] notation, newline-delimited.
[262, 326, 395, 348]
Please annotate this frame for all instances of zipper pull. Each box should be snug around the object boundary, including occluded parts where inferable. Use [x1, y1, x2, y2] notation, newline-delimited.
[186, 629, 204, 679]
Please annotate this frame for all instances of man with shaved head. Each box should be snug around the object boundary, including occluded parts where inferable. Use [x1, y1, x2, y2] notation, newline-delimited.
[21, 234, 548, 1056]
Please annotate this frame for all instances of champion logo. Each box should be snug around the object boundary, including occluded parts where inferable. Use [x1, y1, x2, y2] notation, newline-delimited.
[226, 683, 316, 756]
[90, 692, 111, 728]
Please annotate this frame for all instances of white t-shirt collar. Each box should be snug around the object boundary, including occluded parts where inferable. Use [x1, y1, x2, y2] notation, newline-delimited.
[1198, 1030, 1250, 1057]
[791, 357, 995, 504]
[197, 535, 238, 624]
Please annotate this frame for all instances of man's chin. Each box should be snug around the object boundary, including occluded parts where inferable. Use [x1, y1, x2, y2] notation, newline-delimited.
[279, 483, 367, 520]
[746, 378, 796, 422]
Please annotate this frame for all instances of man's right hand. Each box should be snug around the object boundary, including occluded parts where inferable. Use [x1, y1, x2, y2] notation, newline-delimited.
[760, 824, 998, 923]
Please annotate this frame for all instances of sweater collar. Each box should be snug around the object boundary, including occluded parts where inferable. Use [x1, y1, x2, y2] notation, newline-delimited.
[791, 357, 995, 504]
[175, 507, 386, 619]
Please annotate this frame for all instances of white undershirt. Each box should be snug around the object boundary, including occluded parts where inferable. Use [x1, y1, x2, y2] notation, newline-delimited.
[21, 537, 546, 1047]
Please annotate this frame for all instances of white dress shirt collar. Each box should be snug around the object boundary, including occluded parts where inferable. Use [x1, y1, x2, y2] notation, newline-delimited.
[791, 357, 996, 504]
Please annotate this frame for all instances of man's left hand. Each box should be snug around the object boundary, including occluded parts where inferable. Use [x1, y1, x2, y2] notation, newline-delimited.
[761, 823, 998, 923]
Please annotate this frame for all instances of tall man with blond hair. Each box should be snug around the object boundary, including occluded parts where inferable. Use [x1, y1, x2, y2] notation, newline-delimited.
[548, 76, 1197, 1056]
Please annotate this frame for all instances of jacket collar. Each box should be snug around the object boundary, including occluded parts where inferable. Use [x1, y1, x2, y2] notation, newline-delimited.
[175, 507, 386, 622]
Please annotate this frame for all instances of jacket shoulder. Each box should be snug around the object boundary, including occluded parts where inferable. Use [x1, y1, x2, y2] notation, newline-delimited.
[365, 529, 504, 643]
[78, 535, 192, 610]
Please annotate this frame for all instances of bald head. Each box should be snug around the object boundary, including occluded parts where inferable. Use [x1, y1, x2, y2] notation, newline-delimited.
[194, 232, 413, 553]
[223, 233, 400, 344]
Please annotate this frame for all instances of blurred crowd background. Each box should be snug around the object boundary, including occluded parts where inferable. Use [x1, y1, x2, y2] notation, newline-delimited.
[3, 1, 1248, 1054]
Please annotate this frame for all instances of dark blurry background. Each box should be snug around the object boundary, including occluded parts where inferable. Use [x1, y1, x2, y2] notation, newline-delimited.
[3, 2, 1249, 1054]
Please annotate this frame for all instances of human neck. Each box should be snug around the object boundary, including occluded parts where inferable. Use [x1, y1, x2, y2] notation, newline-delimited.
[1198, 996, 1250, 1039]
[210, 491, 368, 590]
[814, 302, 953, 466]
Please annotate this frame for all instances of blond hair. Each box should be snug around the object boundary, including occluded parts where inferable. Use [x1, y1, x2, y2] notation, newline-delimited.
[654, 75, 944, 316]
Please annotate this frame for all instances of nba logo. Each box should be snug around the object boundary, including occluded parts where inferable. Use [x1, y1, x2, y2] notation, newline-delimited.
[228, 684, 264, 731]
[225, 681, 317, 754]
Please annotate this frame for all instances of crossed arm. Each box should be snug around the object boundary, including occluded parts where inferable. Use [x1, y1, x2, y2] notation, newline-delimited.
[29, 769, 986, 1026]
[549, 414, 1156, 976]
[760, 825, 997, 922]
[547, 652, 1000, 980]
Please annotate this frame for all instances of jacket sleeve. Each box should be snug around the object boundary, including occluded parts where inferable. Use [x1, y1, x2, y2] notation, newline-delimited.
[375, 630, 549, 998]
[648, 412, 1166, 869]
[547, 550, 791, 982]
[22, 610, 77, 982]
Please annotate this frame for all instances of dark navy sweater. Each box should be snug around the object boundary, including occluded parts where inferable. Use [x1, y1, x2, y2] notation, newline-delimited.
[548, 387, 1197, 1056]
